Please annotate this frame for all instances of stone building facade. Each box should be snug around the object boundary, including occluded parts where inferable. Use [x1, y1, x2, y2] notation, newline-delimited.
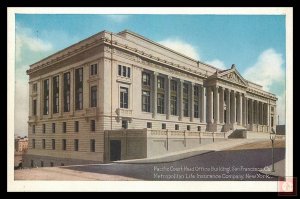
[25, 30, 277, 167]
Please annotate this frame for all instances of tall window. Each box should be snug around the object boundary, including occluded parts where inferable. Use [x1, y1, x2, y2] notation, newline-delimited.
[32, 99, 37, 115]
[32, 125, 35, 134]
[118, 65, 131, 78]
[43, 79, 49, 115]
[118, 65, 122, 76]
[90, 86, 97, 107]
[62, 122, 66, 133]
[147, 122, 152, 129]
[122, 66, 127, 77]
[63, 72, 70, 112]
[90, 139, 95, 152]
[170, 80, 177, 115]
[43, 124, 46, 134]
[183, 83, 189, 117]
[62, 139, 66, 150]
[122, 120, 128, 129]
[120, 87, 128, 108]
[194, 85, 199, 118]
[75, 68, 83, 110]
[42, 139, 46, 149]
[74, 139, 79, 151]
[53, 76, 59, 113]
[33, 83, 37, 92]
[142, 72, 151, 112]
[157, 76, 165, 114]
[90, 64, 98, 76]
[52, 123, 56, 133]
[52, 139, 55, 150]
[32, 139, 35, 149]
[142, 91, 150, 112]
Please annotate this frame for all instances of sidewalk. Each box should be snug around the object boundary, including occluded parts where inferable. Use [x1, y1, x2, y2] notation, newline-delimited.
[116, 139, 262, 164]
[259, 159, 285, 177]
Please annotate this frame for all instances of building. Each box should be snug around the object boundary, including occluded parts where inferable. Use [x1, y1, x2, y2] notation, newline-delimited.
[15, 136, 28, 152]
[25, 30, 277, 167]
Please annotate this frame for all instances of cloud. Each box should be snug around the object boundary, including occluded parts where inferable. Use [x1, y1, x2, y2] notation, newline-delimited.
[105, 15, 129, 23]
[158, 38, 200, 60]
[243, 48, 284, 91]
[205, 59, 226, 70]
[16, 23, 53, 62]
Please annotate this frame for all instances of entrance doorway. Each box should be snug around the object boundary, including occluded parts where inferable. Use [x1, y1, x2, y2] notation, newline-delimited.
[110, 140, 121, 161]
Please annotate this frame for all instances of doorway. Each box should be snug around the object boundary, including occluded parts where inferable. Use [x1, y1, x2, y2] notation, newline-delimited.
[110, 140, 121, 161]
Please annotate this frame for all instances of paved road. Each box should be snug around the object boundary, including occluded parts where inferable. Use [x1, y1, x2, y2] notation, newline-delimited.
[64, 148, 285, 181]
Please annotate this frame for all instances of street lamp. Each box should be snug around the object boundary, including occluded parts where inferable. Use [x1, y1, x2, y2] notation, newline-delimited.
[270, 129, 276, 172]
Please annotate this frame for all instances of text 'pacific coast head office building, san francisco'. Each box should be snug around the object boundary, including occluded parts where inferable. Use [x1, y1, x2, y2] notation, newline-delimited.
[25, 30, 277, 167]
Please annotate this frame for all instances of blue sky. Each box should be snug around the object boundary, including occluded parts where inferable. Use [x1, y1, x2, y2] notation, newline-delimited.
[15, 14, 286, 136]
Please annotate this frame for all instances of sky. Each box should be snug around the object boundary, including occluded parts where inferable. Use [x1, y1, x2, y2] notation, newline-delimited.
[14, 14, 286, 136]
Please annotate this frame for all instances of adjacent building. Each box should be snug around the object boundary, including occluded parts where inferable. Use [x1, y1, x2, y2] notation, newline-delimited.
[15, 136, 28, 152]
[25, 30, 277, 167]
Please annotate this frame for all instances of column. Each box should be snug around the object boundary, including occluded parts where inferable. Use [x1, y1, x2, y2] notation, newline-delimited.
[219, 87, 224, 124]
[59, 73, 63, 116]
[213, 86, 219, 124]
[237, 92, 242, 125]
[152, 72, 158, 118]
[200, 85, 206, 123]
[206, 87, 213, 124]
[166, 76, 171, 120]
[243, 96, 247, 126]
[267, 101, 270, 129]
[83, 65, 89, 109]
[70, 68, 74, 116]
[261, 102, 264, 125]
[190, 83, 194, 122]
[256, 101, 259, 124]
[39, 80, 43, 119]
[230, 90, 236, 124]
[179, 79, 184, 121]
[225, 89, 231, 125]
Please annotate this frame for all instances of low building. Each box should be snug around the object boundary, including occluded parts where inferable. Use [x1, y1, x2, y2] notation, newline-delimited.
[25, 30, 277, 167]
[15, 137, 28, 152]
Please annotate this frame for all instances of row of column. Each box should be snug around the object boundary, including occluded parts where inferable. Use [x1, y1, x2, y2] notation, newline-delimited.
[206, 86, 271, 127]
[152, 72, 206, 123]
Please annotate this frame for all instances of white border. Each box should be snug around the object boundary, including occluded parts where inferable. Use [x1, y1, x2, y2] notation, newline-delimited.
[7, 7, 293, 192]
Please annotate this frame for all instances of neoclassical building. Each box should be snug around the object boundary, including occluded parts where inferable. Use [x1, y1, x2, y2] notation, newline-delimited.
[25, 30, 277, 167]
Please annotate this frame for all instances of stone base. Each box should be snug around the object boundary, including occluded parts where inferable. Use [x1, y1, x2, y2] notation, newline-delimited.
[206, 123, 224, 132]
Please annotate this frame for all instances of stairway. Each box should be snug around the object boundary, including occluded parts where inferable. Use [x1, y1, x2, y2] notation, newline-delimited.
[228, 129, 247, 139]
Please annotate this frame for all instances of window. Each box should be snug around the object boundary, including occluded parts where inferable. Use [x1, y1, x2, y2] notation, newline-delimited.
[32, 125, 35, 134]
[183, 83, 188, 95]
[33, 83, 37, 92]
[147, 122, 152, 129]
[63, 122, 66, 133]
[142, 72, 151, 86]
[157, 77, 164, 89]
[32, 139, 35, 149]
[90, 139, 95, 152]
[43, 79, 49, 115]
[52, 139, 55, 150]
[53, 76, 59, 113]
[74, 139, 79, 151]
[171, 80, 178, 116]
[142, 91, 150, 112]
[90, 86, 97, 107]
[75, 121, 79, 132]
[91, 120, 95, 132]
[120, 87, 128, 108]
[61, 163, 65, 166]
[64, 72, 70, 112]
[43, 124, 46, 134]
[52, 123, 55, 133]
[162, 123, 166, 129]
[175, 124, 179, 130]
[118, 65, 122, 76]
[183, 98, 189, 117]
[90, 64, 98, 76]
[187, 125, 191, 131]
[127, 67, 131, 78]
[157, 93, 165, 114]
[62, 139, 66, 151]
[41, 161, 44, 167]
[75, 68, 83, 110]
[33, 99, 37, 115]
[50, 162, 54, 167]
[198, 126, 201, 131]
[122, 66, 127, 77]
[31, 160, 34, 168]
[122, 120, 128, 129]
[42, 139, 46, 149]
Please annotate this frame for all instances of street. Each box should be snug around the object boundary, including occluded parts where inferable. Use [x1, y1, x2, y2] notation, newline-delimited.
[64, 148, 285, 181]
